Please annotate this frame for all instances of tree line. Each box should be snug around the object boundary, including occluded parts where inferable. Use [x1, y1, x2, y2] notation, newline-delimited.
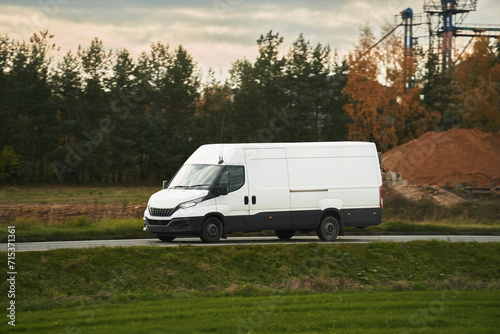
[0, 29, 499, 184]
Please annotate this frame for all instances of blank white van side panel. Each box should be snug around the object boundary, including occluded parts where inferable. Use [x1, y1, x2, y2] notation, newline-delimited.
[287, 158, 317, 209]
[342, 156, 380, 208]
[287, 157, 344, 210]
[314, 157, 344, 210]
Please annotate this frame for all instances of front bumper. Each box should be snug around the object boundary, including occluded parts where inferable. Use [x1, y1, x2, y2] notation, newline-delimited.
[143, 216, 204, 236]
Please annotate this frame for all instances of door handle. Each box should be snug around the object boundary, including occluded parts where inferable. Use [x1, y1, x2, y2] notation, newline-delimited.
[244, 196, 249, 205]
[252, 196, 256, 205]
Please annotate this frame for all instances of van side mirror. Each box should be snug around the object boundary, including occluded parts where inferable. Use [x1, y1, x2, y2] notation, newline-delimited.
[162, 180, 169, 189]
[218, 183, 229, 196]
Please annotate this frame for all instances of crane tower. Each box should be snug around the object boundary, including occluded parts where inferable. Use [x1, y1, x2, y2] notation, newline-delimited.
[425, 0, 477, 69]
[422, 0, 500, 70]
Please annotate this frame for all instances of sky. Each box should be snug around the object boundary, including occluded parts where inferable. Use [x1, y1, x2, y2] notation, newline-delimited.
[1, 0, 499, 80]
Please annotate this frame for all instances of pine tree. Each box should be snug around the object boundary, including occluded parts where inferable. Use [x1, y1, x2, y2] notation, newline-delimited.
[4, 31, 57, 181]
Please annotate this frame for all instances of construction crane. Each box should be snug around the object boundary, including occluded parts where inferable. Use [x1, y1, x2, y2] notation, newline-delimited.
[363, 0, 500, 72]
[424, 0, 500, 69]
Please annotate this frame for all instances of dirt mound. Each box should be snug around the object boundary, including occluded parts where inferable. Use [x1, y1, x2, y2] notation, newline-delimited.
[390, 185, 465, 207]
[382, 129, 500, 187]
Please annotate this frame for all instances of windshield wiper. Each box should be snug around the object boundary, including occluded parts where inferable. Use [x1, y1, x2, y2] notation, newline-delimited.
[187, 184, 211, 189]
[169, 184, 211, 190]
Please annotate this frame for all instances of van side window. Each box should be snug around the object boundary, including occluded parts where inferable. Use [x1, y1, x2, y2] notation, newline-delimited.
[219, 166, 245, 193]
[228, 166, 245, 192]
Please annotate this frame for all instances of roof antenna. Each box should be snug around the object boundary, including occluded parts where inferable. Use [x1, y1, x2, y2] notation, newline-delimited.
[218, 112, 226, 165]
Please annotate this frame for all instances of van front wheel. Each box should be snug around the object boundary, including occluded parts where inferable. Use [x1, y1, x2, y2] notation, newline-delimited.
[274, 229, 295, 240]
[317, 216, 340, 241]
[200, 217, 223, 243]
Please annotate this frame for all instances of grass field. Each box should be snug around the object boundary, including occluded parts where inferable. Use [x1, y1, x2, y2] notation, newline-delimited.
[2, 241, 499, 332]
[4, 242, 499, 311]
[2, 186, 499, 332]
[0, 217, 149, 242]
[12, 290, 500, 333]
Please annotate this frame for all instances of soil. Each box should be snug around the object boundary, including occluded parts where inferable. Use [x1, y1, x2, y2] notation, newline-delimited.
[0, 202, 146, 223]
[382, 128, 500, 187]
[387, 185, 466, 207]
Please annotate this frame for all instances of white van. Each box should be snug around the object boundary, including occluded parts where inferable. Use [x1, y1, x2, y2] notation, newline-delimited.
[143, 142, 383, 243]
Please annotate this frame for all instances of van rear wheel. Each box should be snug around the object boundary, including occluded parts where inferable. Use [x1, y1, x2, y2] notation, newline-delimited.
[317, 216, 340, 241]
[200, 217, 223, 243]
[274, 229, 295, 240]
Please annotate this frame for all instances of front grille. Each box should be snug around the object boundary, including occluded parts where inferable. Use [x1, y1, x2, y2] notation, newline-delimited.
[147, 219, 170, 226]
[149, 207, 176, 217]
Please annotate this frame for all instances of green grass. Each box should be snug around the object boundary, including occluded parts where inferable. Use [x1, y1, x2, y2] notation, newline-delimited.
[2, 217, 499, 243]
[3, 242, 499, 333]
[345, 219, 500, 234]
[11, 290, 500, 333]
[4, 242, 500, 312]
[0, 217, 149, 242]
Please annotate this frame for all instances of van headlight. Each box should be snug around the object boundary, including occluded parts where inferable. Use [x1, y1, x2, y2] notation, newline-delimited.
[179, 197, 204, 209]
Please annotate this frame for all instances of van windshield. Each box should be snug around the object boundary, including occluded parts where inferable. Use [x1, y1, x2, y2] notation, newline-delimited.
[168, 164, 222, 190]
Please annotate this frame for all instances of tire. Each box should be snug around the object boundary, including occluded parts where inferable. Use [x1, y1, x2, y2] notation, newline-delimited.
[157, 235, 176, 242]
[317, 216, 340, 241]
[274, 229, 295, 240]
[200, 217, 223, 243]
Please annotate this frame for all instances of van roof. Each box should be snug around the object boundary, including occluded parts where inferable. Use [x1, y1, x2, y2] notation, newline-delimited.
[185, 142, 378, 165]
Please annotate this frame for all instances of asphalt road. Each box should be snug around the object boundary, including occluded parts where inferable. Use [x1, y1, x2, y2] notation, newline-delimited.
[3, 235, 500, 252]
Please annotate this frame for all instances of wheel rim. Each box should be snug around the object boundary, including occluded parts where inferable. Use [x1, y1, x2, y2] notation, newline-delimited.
[325, 221, 336, 236]
[208, 223, 218, 237]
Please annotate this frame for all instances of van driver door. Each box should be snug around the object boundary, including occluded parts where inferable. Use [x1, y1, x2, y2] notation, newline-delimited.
[215, 165, 250, 233]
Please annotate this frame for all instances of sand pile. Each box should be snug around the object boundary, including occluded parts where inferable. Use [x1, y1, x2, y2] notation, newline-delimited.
[382, 129, 500, 187]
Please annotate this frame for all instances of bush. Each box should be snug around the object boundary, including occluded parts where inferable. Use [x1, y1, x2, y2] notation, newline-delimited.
[65, 216, 93, 228]
[384, 192, 500, 223]
[0, 145, 19, 182]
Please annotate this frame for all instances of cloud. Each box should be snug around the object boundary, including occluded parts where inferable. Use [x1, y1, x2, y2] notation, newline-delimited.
[1, 0, 498, 80]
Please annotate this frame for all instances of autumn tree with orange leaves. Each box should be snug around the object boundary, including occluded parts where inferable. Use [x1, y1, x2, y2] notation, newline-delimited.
[453, 36, 500, 131]
[343, 26, 440, 151]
